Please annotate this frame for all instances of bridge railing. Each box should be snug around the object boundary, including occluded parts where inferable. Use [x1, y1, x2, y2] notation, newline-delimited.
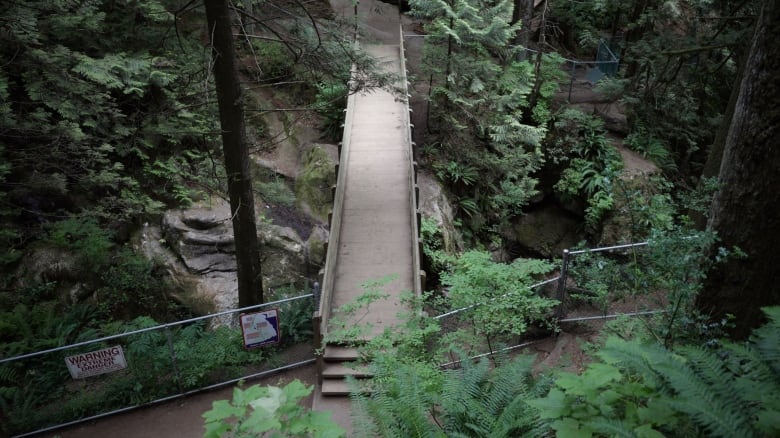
[400, 22, 424, 299]
[313, 50, 359, 346]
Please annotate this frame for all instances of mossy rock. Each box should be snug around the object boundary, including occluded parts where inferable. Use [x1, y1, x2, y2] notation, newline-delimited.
[295, 145, 336, 221]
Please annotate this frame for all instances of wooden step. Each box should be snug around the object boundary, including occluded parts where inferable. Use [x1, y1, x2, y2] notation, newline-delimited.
[321, 379, 373, 396]
[322, 362, 372, 379]
[322, 345, 360, 362]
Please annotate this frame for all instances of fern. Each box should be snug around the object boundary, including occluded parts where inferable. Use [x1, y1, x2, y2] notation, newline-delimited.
[535, 308, 780, 437]
[357, 348, 549, 437]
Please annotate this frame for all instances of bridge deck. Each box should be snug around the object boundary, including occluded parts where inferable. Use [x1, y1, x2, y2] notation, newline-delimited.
[312, 39, 418, 432]
[328, 44, 414, 339]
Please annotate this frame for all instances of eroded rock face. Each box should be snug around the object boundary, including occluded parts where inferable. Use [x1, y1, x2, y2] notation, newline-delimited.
[135, 197, 323, 314]
[418, 170, 462, 254]
[163, 201, 236, 274]
[503, 202, 583, 259]
[295, 144, 337, 222]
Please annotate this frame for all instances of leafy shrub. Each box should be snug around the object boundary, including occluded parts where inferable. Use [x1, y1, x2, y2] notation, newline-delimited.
[278, 298, 314, 345]
[250, 40, 295, 82]
[440, 251, 556, 339]
[203, 380, 344, 437]
[314, 82, 347, 142]
[529, 307, 780, 438]
[550, 109, 623, 232]
[95, 247, 177, 320]
[44, 217, 114, 272]
[625, 125, 676, 172]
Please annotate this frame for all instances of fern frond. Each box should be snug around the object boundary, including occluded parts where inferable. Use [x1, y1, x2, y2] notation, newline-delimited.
[650, 355, 754, 438]
[681, 345, 755, 420]
[751, 307, 780, 374]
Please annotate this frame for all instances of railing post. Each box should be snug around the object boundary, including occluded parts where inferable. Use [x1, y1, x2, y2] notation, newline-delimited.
[568, 62, 576, 101]
[164, 326, 184, 395]
[313, 281, 321, 309]
[555, 249, 570, 318]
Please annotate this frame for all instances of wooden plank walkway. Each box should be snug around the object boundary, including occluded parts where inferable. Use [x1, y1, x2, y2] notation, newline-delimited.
[328, 44, 414, 339]
[312, 37, 419, 433]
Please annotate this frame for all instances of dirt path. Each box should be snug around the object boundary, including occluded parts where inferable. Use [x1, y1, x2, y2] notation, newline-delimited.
[43, 363, 316, 438]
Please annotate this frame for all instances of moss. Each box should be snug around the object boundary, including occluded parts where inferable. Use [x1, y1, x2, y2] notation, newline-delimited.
[295, 146, 336, 220]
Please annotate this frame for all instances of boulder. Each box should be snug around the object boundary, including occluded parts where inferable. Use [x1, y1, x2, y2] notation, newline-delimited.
[417, 170, 462, 254]
[504, 202, 583, 259]
[141, 196, 315, 314]
[295, 144, 337, 221]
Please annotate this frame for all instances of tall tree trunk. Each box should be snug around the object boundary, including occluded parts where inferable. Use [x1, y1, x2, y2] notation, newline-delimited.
[511, 0, 534, 49]
[526, 0, 546, 118]
[697, 0, 780, 338]
[623, 0, 655, 86]
[204, 0, 264, 307]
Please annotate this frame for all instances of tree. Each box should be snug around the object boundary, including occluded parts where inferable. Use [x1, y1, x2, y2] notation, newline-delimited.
[698, 0, 780, 337]
[204, 0, 264, 307]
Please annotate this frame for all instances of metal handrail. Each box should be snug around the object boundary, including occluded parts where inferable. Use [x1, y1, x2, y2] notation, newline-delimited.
[400, 22, 423, 299]
[0, 293, 313, 364]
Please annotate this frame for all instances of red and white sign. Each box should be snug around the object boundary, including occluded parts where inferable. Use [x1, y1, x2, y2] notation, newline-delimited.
[65, 346, 128, 379]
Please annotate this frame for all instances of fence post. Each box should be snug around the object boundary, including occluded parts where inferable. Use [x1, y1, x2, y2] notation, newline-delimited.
[555, 249, 570, 318]
[164, 326, 184, 394]
[568, 62, 576, 101]
[313, 281, 321, 309]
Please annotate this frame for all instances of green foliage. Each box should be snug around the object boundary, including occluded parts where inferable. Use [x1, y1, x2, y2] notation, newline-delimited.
[411, 0, 547, 236]
[567, 225, 720, 346]
[530, 307, 780, 437]
[322, 275, 396, 345]
[440, 251, 556, 338]
[0, 0, 215, 233]
[550, 109, 623, 232]
[353, 350, 551, 437]
[203, 380, 345, 438]
[625, 125, 676, 172]
[258, 178, 296, 207]
[314, 82, 348, 142]
[44, 217, 114, 271]
[278, 298, 315, 345]
[295, 145, 336, 218]
[250, 40, 295, 82]
[420, 216, 453, 275]
[0, 301, 101, 357]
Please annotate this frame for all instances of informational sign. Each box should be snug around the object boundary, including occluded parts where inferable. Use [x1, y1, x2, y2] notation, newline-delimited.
[240, 309, 281, 349]
[65, 346, 128, 379]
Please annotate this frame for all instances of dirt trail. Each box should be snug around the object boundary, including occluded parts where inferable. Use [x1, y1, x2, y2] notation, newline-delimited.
[42, 364, 316, 438]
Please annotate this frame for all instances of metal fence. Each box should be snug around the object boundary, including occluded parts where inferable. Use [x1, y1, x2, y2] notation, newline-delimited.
[4, 237, 688, 436]
[1, 294, 317, 437]
[431, 239, 675, 363]
[520, 40, 620, 101]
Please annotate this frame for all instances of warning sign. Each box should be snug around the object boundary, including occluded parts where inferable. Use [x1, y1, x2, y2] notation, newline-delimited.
[240, 309, 281, 349]
[65, 346, 128, 379]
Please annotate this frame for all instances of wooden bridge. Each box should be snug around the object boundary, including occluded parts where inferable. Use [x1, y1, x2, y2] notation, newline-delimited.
[311, 4, 422, 432]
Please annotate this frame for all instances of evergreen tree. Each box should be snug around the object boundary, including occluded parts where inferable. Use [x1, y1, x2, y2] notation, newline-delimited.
[203, 0, 264, 307]
[698, 0, 780, 337]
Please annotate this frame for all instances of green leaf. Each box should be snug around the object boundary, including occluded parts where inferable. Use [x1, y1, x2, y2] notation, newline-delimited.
[552, 418, 592, 438]
[582, 363, 622, 388]
[634, 424, 665, 438]
[527, 388, 569, 419]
